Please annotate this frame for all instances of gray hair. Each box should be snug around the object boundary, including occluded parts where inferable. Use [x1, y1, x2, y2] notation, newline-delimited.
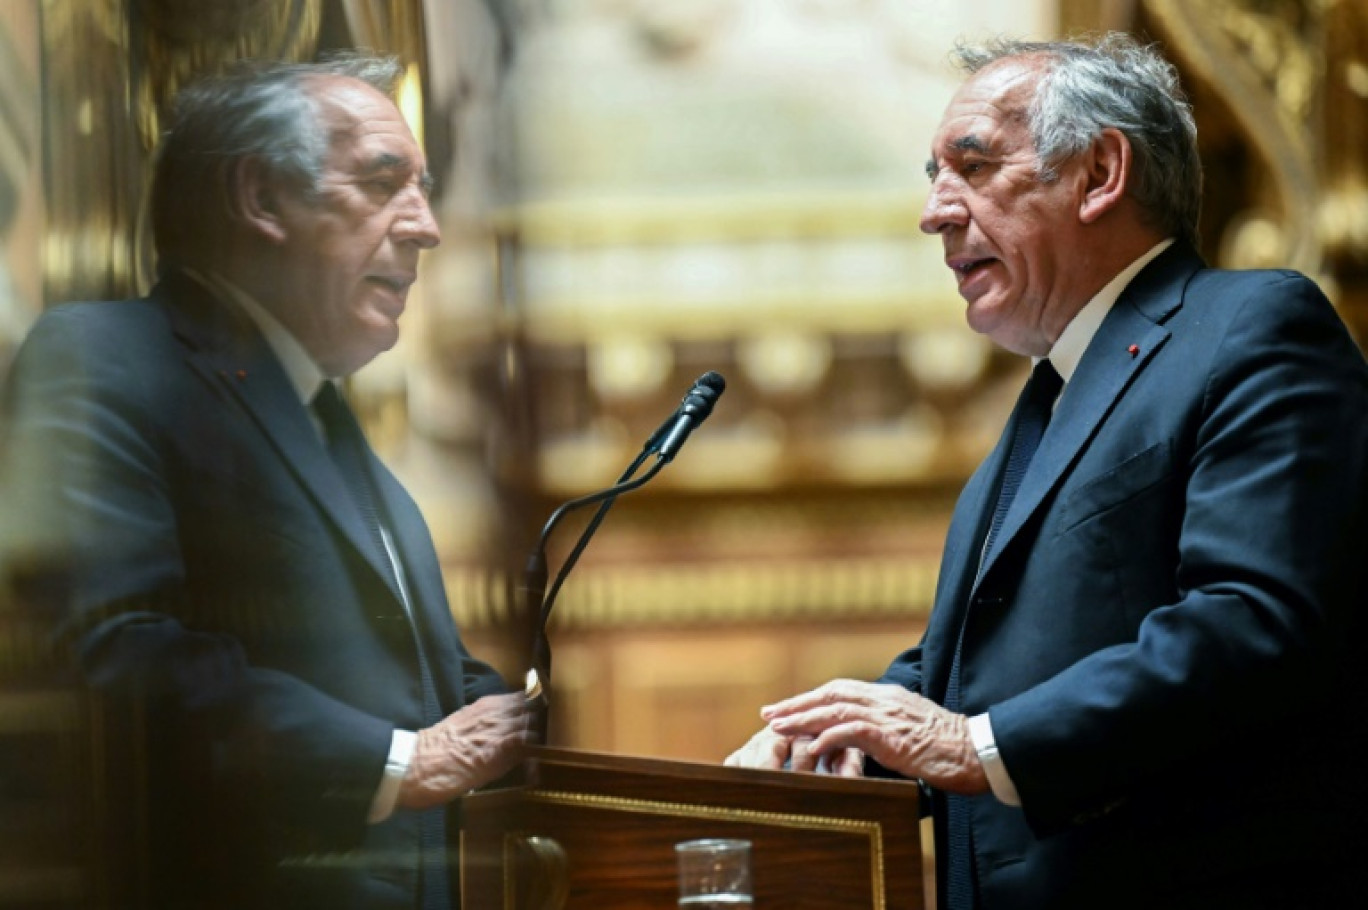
[953, 34, 1202, 248]
[150, 51, 404, 271]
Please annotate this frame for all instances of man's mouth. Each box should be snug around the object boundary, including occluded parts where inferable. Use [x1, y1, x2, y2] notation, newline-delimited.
[949, 257, 995, 278]
[367, 275, 414, 294]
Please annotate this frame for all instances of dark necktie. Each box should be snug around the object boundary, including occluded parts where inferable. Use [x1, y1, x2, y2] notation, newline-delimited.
[312, 383, 452, 910]
[313, 383, 391, 574]
[943, 359, 1062, 910]
[978, 359, 1064, 571]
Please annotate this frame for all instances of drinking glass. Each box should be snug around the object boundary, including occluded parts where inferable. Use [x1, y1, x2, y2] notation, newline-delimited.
[675, 838, 753, 908]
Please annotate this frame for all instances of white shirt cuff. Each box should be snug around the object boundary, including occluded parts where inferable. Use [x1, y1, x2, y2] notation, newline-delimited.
[968, 712, 1021, 807]
[367, 729, 418, 824]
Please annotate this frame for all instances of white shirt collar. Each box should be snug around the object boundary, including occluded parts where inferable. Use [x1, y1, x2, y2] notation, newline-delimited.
[1045, 238, 1174, 382]
[182, 267, 327, 406]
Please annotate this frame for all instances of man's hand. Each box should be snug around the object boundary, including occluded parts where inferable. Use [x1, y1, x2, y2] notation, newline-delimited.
[397, 692, 535, 810]
[762, 679, 989, 794]
[724, 727, 865, 777]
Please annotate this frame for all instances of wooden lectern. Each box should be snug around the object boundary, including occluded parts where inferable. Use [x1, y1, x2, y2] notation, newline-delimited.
[459, 747, 926, 909]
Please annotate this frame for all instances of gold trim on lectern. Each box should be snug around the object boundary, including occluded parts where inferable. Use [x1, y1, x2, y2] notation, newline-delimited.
[517, 788, 888, 910]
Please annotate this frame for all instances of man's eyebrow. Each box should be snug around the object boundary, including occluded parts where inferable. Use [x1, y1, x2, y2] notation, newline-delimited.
[359, 152, 409, 175]
[360, 152, 435, 195]
[925, 135, 991, 178]
[951, 135, 990, 154]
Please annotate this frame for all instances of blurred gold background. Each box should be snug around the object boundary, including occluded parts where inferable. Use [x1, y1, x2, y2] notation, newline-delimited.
[4, 0, 1368, 904]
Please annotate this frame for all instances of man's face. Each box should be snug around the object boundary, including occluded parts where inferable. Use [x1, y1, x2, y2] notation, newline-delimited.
[271, 76, 440, 377]
[919, 60, 1089, 356]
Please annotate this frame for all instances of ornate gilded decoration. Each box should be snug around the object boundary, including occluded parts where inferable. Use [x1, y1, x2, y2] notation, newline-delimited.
[40, 0, 143, 302]
[39, 0, 322, 302]
[0, 9, 39, 362]
[338, 0, 426, 67]
[1145, 0, 1323, 272]
[444, 553, 940, 630]
[1318, 0, 1368, 274]
[130, 0, 321, 153]
[0, 27, 34, 237]
[1140, 0, 1368, 341]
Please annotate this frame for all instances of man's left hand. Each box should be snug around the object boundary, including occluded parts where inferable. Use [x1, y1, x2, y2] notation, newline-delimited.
[762, 679, 989, 795]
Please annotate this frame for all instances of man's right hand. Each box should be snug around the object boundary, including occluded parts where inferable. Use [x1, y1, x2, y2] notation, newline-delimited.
[397, 692, 535, 810]
[724, 727, 865, 777]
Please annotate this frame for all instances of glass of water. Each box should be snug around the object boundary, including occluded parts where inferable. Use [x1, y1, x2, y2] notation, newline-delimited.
[675, 838, 753, 908]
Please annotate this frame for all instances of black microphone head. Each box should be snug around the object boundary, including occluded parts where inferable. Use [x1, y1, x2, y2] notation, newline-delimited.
[698, 371, 726, 394]
[679, 371, 726, 419]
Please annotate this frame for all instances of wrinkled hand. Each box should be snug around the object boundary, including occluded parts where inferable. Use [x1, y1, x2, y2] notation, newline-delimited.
[398, 692, 535, 810]
[762, 679, 988, 794]
[724, 727, 865, 777]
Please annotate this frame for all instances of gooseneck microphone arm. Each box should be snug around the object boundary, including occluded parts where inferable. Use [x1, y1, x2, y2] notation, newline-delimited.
[531, 455, 666, 623]
[538, 454, 651, 637]
[522, 424, 669, 680]
[522, 372, 726, 722]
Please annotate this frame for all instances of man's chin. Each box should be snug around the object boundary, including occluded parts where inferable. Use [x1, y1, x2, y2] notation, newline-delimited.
[362, 330, 400, 366]
[963, 297, 1003, 337]
[324, 328, 399, 377]
[964, 302, 1039, 356]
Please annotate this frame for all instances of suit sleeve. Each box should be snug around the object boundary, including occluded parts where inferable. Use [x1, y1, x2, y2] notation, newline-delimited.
[988, 274, 1368, 834]
[876, 645, 924, 693]
[3, 308, 393, 847]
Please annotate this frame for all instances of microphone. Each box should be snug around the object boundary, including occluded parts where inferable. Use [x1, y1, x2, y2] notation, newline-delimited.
[522, 372, 727, 726]
[643, 371, 727, 459]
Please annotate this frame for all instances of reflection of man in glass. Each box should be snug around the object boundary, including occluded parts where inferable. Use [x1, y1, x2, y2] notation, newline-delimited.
[729, 35, 1368, 909]
[2, 55, 530, 909]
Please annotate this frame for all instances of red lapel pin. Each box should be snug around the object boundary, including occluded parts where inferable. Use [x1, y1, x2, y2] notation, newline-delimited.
[1127, 344, 1139, 357]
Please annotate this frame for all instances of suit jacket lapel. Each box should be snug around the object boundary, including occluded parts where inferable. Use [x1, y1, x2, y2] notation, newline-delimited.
[922, 449, 1006, 699]
[160, 272, 405, 606]
[372, 467, 468, 709]
[973, 242, 1202, 587]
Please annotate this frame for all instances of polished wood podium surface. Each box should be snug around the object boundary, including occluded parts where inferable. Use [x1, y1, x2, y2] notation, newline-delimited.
[460, 747, 924, 909]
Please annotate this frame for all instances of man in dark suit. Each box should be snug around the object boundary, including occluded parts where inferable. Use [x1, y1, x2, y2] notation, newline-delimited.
[727, 35, 1368, 909]
[1, 55, 531, 908]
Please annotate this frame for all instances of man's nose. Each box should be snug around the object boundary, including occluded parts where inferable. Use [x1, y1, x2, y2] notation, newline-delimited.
[919, 178, 967, 235]
[396, 192, 441, 249]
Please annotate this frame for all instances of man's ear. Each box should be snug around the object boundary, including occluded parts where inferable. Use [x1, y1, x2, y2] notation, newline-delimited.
[1078, 127, 1131, 224]
[228, 156, 290, 244]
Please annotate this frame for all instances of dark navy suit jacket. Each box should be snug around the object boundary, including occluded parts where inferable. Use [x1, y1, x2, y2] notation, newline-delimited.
[879, 243, 1368, 909]
[2, 270, 506, 908]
